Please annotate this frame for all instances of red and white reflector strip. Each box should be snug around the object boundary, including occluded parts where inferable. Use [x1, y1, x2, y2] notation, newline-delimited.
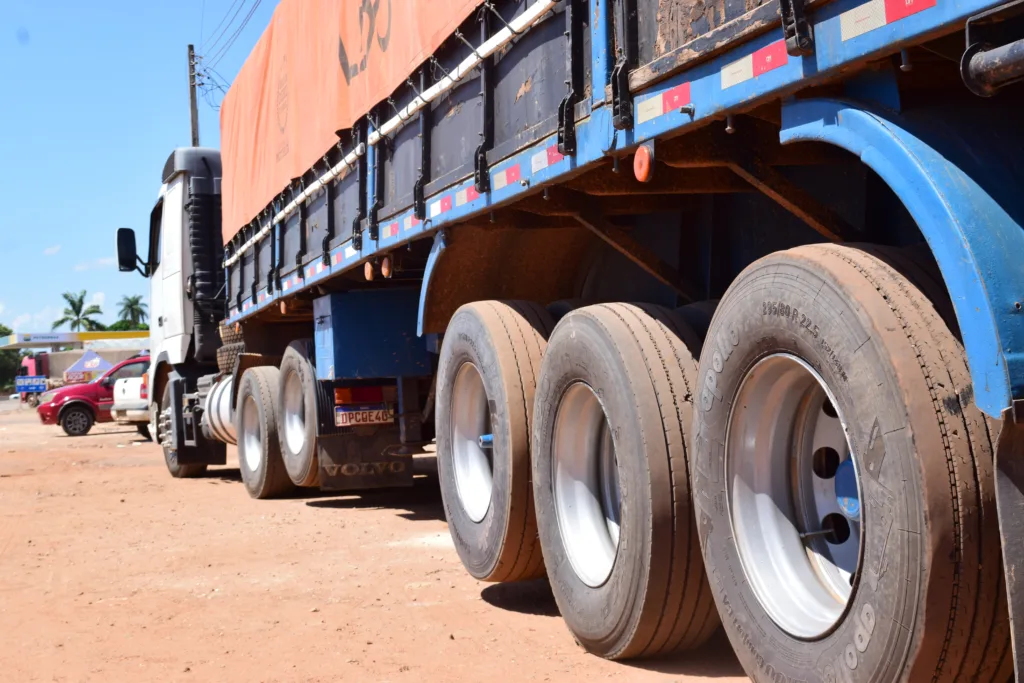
[305, 261, 326, 278]
[332, 251, 343, 265]
[383, 222, 399, 238]
[455, 185, 481, 207]
[344, 244, 358, 259]
[531, 145, 564, 173]
[258, 291, 267, 304]
[840, 0, 935, 40]
[429, 195, 453, 218]
[721, 40, 789, 89]
[492, 164, 521, 190]
[282, 274, 302, 291]
[242, 300, 254, 312]
[636, 82, 691, 124]
[403, 214, 421, 232]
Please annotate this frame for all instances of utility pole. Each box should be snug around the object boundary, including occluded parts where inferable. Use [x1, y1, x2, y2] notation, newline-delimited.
[188, 44, 200, 147]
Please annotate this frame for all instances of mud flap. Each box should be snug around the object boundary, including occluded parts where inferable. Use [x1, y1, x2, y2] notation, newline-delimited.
[996, 402, 1024, 682]
[317, 426, 413, 491]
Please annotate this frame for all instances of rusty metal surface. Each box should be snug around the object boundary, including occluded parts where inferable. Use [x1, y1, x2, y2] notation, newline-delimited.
[418, 220, 594, 335]
[566, 163, 750, 194]
[630, 0, 833, 93]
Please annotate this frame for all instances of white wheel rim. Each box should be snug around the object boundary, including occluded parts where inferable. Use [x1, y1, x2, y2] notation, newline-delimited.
[450, 362, 493, 523]
[726, 353, 862, 639]
[552, 382, 620, 588]
[282, 368, 306, 456]
[241, 395, 262, 473]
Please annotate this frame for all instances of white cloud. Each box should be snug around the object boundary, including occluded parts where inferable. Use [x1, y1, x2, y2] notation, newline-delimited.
[89, 292, 106, 308]
[73, 256, 117, 272]
[12, 306, 62, 332]
[43, 244, 61, 256]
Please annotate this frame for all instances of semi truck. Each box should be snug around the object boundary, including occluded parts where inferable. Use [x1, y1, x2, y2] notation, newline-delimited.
[116, 0, 1024, 680]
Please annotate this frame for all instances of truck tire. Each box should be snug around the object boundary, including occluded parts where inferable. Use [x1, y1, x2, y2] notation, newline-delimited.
[236, 366, 295, 499]
[278, 340, 320, 487]
[217, 342, 244, 374]
[60, 405, 94, 437]
[546, 299, 585, 323]
[219, 322, 242, 345]
[692, 244, 1009, 683]
[531, 303, 719, 660]
[436, 300, 554, 582]
[160, 383, 207, 479]
[674, 300, 718, 341]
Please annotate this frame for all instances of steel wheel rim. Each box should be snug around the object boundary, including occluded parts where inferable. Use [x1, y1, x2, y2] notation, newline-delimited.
[66, 410, 88, 434]
[282, 369, 306, 455]
[450, 362, 493, 523]
[552, 382, 621, 588]
[241, 395, 262, 473]
[726, 353, 862, 639]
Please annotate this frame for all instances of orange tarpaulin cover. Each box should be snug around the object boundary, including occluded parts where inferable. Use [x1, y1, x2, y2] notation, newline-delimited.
[220, 0, 482, 244]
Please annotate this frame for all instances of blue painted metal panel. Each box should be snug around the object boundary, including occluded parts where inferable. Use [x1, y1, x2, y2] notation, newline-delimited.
[780, 98, 1024, 417]
[313, 289, 433, 381]
[417, 231, 448, 338]
[227, 0, 1014, 344]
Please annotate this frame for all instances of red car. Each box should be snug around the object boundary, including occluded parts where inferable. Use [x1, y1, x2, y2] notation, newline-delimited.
[37, 355, 150, 436]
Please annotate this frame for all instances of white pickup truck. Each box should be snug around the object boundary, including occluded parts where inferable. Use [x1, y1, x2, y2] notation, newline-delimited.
[111, 375, 151, 440]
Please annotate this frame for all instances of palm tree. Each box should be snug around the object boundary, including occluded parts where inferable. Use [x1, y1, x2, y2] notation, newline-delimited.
[52, 291, 104, 331]
[117, 295, 148, 326]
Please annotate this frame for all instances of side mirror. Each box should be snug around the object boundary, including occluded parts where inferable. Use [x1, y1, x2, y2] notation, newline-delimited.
[116, 228, 144, 275]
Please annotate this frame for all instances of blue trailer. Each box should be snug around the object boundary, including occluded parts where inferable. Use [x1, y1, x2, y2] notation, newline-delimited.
[117, 0, 1024, 679]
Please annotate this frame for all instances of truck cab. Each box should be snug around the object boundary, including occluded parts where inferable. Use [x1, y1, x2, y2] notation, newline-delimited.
[116, 148, 226, 474]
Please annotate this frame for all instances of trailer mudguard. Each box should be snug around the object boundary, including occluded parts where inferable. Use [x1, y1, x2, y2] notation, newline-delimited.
[780, 98, 1024, 419]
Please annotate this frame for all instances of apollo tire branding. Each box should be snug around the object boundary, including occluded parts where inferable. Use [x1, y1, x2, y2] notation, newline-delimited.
[696, 291, 887, 682]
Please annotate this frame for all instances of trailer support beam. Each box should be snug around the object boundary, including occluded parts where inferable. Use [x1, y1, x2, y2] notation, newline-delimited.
[725, 157, 850, 241]
[555, 188, 699, 302]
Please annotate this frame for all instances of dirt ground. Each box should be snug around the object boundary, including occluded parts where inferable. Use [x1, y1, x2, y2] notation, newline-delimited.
[0, 402, 747, 682]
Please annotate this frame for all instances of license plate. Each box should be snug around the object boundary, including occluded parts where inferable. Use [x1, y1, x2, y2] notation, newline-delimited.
[335, 404, 395, 427]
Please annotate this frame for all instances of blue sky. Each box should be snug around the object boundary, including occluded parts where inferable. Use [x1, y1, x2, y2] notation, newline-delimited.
[0, 0, 276, 331]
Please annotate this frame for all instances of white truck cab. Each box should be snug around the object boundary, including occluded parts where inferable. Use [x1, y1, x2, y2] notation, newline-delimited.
[116, 148, 226, 476]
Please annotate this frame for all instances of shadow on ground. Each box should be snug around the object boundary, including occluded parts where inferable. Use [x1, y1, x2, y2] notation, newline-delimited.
[305, 471, 445, 522]
[200, 467, 243, 483]
[482, 580, 744, 677]
[622, 630, 744, 678]
[480, 578, 561, 617]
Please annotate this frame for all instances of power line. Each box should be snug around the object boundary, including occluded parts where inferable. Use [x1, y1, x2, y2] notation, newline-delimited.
[207, 0, 262, 70]
[202, 0, 246, 55]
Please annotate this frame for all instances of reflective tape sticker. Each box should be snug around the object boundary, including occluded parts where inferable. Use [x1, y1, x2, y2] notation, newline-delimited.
[531, 145, 564, 173]
[721, 40, 788, 89]
[841, 0, 887, 40]
[636, 82, 691, 124]
[492, 164, 521, 190]
[840, 0, 934, 40]
[403, 215, 421, 231]
[383, 222, 399, 238]
[455, 185, 480, 207]
[344, 245, 358, 259]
